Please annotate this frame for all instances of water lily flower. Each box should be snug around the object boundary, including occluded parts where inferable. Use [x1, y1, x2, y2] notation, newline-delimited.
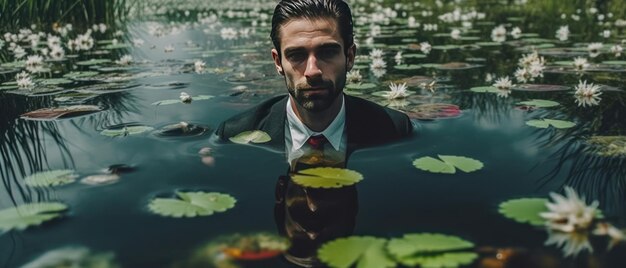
[491, 25, 507, 42]
[369, 48, 383, 59]
[610, 45, 622, 57]
[25, 54, 44, 71]
[574, 80, 602, 107]
[164, 45, 175, 53]
[15, 71, 34, 89]
[346, 70, 362, 84]
[510, 27, 522, 39]
[587, 42, 603, 58]
[592, 222, 625, 249]
[450, 29, 461, 40]
[493, 76, 513, 90]
[133, 38, 145, 47]
[220, 27, 238, 40]
[194, 60, 206, 73]
[394, 51, 403, 65]
[75, 31, 94, 51]
[385, 82, 409, 99]
[514, 67, 531, 83]
[370, 58, 386, 70]
[540, 186, 599, 233]
[545, 230, 593, 257]
[420, 42, 432, 55]
[180, 92, 192, 103]
[407, 16, 419, 28]
[556, 25, 570, 41]
[116, 55, 133, 65]
[371, 68, 386, 78]
[49, 46, 65, 60]
[602, 30, 611, 38]
[13, 45, 26, 59]
[573, 57, 589, 71]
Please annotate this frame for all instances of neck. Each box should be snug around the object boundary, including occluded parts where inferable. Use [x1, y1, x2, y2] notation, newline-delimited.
[290, 94, 343, 132]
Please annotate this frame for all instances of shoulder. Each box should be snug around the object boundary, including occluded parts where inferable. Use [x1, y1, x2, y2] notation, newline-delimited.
[215, 95, 288, 140]
[344, 95, 414, 143]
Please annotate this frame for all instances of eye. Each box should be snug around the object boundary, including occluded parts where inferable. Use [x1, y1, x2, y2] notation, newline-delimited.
[318, 48, 340, 60]
[286, 52, 306, 63]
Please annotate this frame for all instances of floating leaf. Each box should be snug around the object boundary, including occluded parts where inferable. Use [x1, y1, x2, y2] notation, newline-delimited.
[526, 119, 576, 129]
[154, 122, 209, 138]
[75, 59, 111, 66]
[394, 64, 422, 70]
[229, 130, 271, 144]
[291, 167, 363, 188]
[100, 125, 154, 137]
[470, 86, 500, 93]
[345, 83, 377, 90]
[20, 105, 102, 120]
[404, 54, 427, 59]
[405, 103, 461, 120]
[602, 61, 626, 65]
[0, 202, 67, 231]
[81, 174, 120, 185]
[517, 99, 560, 108]
[498, 198, 548, 226]
[24, 170, 78, 187]
[39, 78, 74, 86]
[512, 84, 569, 91]
[148, 191, 236, 218]
[151, 95, 214, 106]
[413, 155, 483, 174]
[318, 236, 394, 268]
[387, 233, 476, 267]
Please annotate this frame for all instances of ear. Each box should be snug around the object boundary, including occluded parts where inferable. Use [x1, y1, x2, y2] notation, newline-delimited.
[346, 44, 356, 71]
[271, 48, 284, 75]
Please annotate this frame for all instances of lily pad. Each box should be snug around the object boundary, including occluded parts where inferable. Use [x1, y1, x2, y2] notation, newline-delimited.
[413, 155, 483, 174]
[75, 59, 111, 66]
[436, 62, 481, 70]
[586, 136, 626, 157]
[151, 95, 214, 106]
[405, 103, 462, 120]
[318, 236, 394, 268]
[403, 54, 427, 59]
[229, 130, 271, 144]
[526, 119, 576, 129]
[602, 61, 626, 65]
[148, 191, 236, 218]
[0, 202, 68, 232]
[291, 167, 363, 188]
[154, 122, 209, 137]
[387, 233, 476, 268]
[394, 64, 422, 70]
[517, 99, 560, 108]
[81, 174, 120, 185]
[24, 169, 78, 187]
[345, 83, 377, 90]
[63, 71, 99, 79]
[512, 84, 570, 92]
[498, 198, 548, 226]
[21, 105, 102, 120]
[470, 86, 500, 93]
[39, 78, 74, 86]
[100, 124, 154, 137]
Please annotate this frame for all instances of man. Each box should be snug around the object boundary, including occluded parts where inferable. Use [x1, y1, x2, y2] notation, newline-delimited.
[216, 0, 413, 164]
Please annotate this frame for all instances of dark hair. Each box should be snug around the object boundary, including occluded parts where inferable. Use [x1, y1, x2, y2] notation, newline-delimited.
[270, 0, 354, 57]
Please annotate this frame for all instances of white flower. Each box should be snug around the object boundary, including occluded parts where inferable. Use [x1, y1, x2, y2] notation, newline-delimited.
[133, 38, 144, 47]
[573, 57, 589, 71]
[194, 60, 206, 73]
[514, 67, 530, 83]
[370, 58, 386, 70]
[25, 54, 44, 69]
[47, 35, 61, 49]
[496, 88, 511, 98]
[528, 61, 545, 78]
[385, 82, 409, 99]
[450, 29, 461, 40]
[602, 30, 611, 38]
[16, 71, 34, 89]
[13, 46, 26, 59]
[116, 55, 133, 65]
[556, 25, 570, 41]
[394, 51, 403, 65]
[574, 80, 602, 107]
[587, 42, 603, 58]
[164, 45, 174, 53]
[369, 48, 383, 59]
[220, 27, 238, 40]
[75, 32, 94, 51]
[371, 68, 386, 78]
[540, 186, 599, 233]
[420, 42, 432, 55]
[545, 230, 593, 257]
[346, 70, 362, 84]
[180, 92, 192, 103]
[491, 25, 507, 42]
[510, 27, 522, 39]
[610, 45, 623, 57]
[592, 222, 625, 249]
[493, 76, 513, 90]
[49, 45, 65, 60]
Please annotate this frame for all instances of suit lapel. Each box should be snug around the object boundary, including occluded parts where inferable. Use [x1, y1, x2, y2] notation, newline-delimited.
[260, 95, 288, 150]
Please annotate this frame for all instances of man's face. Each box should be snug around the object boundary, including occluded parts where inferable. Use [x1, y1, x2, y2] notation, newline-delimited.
[272, 18, 355, 113]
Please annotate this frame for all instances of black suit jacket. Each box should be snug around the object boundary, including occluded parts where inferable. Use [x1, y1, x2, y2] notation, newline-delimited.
[215, 94, 414, 155]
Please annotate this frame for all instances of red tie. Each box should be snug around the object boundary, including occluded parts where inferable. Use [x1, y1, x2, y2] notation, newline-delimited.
[306, 135, 327, 150]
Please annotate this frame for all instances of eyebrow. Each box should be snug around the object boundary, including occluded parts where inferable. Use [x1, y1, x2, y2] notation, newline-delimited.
[283, 42, 343, 55]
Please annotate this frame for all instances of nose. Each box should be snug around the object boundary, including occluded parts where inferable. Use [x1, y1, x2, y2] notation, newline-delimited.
[304, 54, 322, 79]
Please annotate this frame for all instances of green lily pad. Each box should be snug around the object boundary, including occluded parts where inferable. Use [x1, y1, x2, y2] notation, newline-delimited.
[432, 45, 460, 51]
[39, 78, 74, 86]
[291, 167, 363, 188]
[526, 119, 576, 129]
[63, 71, 99, 79]
[24, 169, 78, 187]
[151, 95, 214, 106]
[602, 61, 626, 65]
[403, 54, 427, 59]
[387, 233, 476, 267]
[0, 202, 68, 232]
[394, 64, 422, 70]
[0, 85, 18, 91]
[517, 99, 560, 108]
[100, 125, 154, 137]
[148, 191, 236, 218]
[20, 105, 102, 120]
[413, 155, 483, 174]
[345, 83, 377, 90]
[229, 130, 271, 144]
[76, 59, 111, 66]
[470, 86, 500, 93]
[103, 43, 131, 50]
[318, 236, 394, 268]
[498, 198, 548, 226]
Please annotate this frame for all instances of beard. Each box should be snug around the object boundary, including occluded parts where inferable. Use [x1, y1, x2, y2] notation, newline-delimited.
[285, 72, 347, 113]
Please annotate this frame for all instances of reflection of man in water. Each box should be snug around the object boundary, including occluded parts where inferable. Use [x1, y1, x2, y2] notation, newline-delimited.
[216, 0, 414, 165]
[216, 0, 413, 266]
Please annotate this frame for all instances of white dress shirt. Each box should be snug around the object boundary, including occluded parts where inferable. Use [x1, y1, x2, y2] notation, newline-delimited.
[285, 96, 347, 166]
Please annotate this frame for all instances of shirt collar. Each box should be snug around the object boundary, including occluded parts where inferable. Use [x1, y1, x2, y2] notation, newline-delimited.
[286, 96, 345, 151]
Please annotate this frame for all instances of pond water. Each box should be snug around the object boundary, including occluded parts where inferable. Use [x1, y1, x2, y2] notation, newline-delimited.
[1, 0, 626, 267]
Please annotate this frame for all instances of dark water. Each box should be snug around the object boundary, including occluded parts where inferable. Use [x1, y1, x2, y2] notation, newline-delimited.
[2, 1, 626, 267]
